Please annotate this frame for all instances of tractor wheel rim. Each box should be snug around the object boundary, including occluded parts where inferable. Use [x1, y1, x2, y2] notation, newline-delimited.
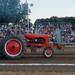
[4, 39, 22, 57]
[45, 49, 52, 57]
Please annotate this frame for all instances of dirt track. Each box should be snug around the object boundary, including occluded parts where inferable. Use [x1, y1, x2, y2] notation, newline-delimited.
[0, 71, 75, 75]
[0, 46, 75, 75]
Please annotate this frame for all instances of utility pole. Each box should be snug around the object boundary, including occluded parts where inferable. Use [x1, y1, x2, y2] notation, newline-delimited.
[25, 0, 29, 33]
[25, 0, 33, 33]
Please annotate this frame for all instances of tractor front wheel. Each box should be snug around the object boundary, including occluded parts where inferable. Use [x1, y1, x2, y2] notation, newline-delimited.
[43, 48, 53, 58]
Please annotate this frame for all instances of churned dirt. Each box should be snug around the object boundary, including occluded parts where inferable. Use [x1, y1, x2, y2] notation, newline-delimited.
[0, 71, 75, 75]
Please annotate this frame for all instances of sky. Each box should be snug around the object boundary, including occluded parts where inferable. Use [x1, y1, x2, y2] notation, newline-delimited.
[21, 0, 75, 23]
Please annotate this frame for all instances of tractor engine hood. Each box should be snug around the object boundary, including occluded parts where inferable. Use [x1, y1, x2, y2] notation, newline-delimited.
[24, 33, 49, 39]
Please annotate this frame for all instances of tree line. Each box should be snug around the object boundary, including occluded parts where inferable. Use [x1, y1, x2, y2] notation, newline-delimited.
[34, 16, 75, 31]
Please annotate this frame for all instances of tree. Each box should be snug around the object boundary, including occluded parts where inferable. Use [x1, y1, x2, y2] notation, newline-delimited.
[50, 16, 63, 23]
[0, 0, 28, 23]
[0, 0, 21, 23]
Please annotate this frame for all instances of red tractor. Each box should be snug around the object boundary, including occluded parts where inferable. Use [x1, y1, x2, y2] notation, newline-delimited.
[0, 33, 64, 59]
[0, 24, 64, 59]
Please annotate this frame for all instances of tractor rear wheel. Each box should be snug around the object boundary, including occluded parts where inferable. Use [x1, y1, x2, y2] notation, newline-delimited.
[1, 35, 25, 59]
[43, 48, 53, 58]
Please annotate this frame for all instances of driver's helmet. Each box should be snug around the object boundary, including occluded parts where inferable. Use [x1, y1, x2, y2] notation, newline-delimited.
[8, 23, 13, 26]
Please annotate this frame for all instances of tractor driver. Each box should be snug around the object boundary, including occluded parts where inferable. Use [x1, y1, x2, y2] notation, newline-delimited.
[6, 23, 15, 36]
